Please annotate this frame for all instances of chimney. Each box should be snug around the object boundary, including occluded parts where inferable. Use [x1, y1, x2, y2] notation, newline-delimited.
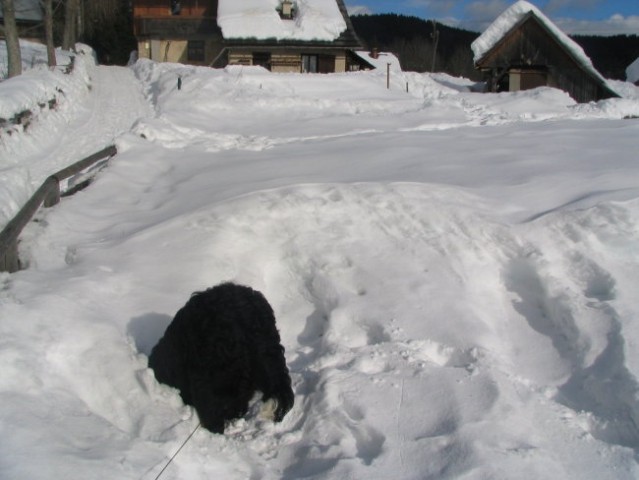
[282, 0, 293, 18]
[370, 48, 379, 59]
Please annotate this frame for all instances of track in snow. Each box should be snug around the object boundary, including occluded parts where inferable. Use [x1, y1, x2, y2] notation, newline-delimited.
[28, 64, 153, 183]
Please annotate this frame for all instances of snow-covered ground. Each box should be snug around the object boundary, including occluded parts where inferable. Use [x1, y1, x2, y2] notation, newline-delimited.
[0, 41, 151, 228]
[2, 43, 639, 479]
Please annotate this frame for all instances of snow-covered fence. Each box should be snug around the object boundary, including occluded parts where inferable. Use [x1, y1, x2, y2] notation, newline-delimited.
[0, 145, 117, 273]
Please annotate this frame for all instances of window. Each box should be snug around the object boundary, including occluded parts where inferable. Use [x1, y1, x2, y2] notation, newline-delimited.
[187, 40, 205, 62]
[301, 54, 318, 73]
[253, 52, 272, 70]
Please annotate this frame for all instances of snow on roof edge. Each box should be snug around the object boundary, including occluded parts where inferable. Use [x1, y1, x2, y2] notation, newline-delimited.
[217, 0, 348, 42]
[627, 57, 639, 83]
[471, 1, 618, 97]
[353, 51, 402, 71]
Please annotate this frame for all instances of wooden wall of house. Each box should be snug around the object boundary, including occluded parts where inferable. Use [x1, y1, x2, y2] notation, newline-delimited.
[479, 16, 614, 102]
[133, 0, 217, 18]
[138, 38, 223, 65]
[227, 49, 349, 73]
[272, 53, 302, 73]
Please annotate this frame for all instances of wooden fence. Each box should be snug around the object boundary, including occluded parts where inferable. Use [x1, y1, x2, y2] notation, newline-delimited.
[0, 145, 117, 273]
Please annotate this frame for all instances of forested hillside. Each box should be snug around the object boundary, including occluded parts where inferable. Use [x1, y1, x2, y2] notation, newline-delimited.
[351, 14, 639, 81]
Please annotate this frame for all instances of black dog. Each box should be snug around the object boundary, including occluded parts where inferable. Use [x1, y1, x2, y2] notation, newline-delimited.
[148, 283, 294, 433]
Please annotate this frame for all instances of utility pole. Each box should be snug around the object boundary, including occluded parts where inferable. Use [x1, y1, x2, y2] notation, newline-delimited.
[430, 19, 440, 73]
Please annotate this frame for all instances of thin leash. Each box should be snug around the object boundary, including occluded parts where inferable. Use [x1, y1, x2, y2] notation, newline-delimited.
[153, 422, 201, 480]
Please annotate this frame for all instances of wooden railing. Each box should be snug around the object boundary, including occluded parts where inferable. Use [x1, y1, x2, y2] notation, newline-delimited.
[0, 145, 117, 273]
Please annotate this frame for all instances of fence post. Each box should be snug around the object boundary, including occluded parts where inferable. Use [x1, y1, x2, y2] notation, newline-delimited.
[0, 241, 20, 273]
[0, 145, 117, 273]
[43, 177, 61, 207]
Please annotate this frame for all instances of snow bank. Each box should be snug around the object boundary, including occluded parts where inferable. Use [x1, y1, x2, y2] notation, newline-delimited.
[0, 43, 150, 230]
[217, 0, 347, 41]
[0, 42, 94, 228]
[0, 41, 83, 119]
[471, 0, 613, 93]
[2, 55, 639, 480]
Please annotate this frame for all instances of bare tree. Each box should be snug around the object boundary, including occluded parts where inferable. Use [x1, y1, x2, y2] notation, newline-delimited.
[62, 0, 80, 50]
[82, 0, 120, 36]
[1, 0, 22, 77]
[41, 0, 56, 67]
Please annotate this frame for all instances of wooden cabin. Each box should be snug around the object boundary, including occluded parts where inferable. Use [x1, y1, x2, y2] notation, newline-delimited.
[132, 0, 364, 73]
[133, 0, 223, 65]
[472, 1, 618, 103]
[0, 0, 43, 42]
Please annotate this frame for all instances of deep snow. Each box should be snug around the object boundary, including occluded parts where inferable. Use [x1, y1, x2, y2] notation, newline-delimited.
[1, 44, 639, 480]
[0, 42, 152, 228]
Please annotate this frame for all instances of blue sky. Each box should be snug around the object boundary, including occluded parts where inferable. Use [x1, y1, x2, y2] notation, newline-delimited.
[345, 0, 639, 35]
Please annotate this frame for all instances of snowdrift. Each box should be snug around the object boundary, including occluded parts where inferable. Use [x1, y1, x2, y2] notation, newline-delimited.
[1, 53, 639, 479]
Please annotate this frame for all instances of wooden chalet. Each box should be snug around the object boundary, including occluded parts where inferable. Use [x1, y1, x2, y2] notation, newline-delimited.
[132, 0, 365, 73]
[472, 1, 618, 103]
[133, 0, 222, 65]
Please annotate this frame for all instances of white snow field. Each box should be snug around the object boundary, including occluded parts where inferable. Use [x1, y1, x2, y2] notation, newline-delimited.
[1, 44, 639, 479]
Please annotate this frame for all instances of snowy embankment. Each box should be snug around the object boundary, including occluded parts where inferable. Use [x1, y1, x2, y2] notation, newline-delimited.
[1, 55, 639, 479]
[0, 41, 151, 230]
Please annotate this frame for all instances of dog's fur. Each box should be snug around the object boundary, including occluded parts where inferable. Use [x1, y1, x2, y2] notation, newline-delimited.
[148, 283, 294, 433]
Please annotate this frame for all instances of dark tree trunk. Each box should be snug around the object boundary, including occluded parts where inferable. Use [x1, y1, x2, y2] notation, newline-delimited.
[62, 0, 80, 50]
[2, 0, 22, 77]
[42, 0, 56, 67]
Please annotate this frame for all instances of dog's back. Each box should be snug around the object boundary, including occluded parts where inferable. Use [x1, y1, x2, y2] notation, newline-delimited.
[148, 283, 294, 432]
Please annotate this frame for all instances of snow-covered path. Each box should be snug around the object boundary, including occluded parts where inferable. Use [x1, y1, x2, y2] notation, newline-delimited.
[27, 64, 152, 183]
[0, 55, 152, 227]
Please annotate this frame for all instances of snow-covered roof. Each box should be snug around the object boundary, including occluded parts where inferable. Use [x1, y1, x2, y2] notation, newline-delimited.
[627, 58, 639, 84]
[0, 0, 42, 21]
[471, 1, 606, 86]
[217, 0, 347, 42]
[353, 51, 402, 72]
